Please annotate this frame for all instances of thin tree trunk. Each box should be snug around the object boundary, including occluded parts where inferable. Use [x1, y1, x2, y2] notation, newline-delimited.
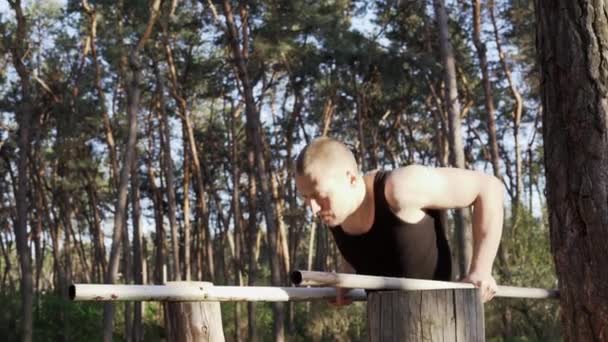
[38, 174, 63, 296]
[119, 181, 133, 342]
[472, 0, 500, 177]
[230, 103, 245, 342]
[182, 127, 192, 281]
[221, 1, 285, 340]
[131, 147, 144, 342]
[161, 21, 210, 281]
[82, 0, 120, 190]
[489, 0, 524, 222]
[155, 64, 181, 281]
[268, 154, 290, 281]
[9, 1, 34, 339]
[0, 229, 11, 292]
[536, 1, 608, 340]
[472, 2, 512, 336]
[71, 209, 91, 283]
[102, 2, 161, 340]
[147, 153, 166, 285]
[85, 178, 106, 282]
[58, 184, 74, 302]
[433, 0, 472, 278]
[31, 164, 43, 297]
[356, 89, 368, 171]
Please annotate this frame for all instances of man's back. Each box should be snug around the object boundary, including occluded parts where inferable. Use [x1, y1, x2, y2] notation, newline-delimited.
[329, 171, 452, 280]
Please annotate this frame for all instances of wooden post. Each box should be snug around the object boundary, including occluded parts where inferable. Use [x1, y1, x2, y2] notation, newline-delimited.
[163, 282, 225, 342]
[367, 289, 484, 342]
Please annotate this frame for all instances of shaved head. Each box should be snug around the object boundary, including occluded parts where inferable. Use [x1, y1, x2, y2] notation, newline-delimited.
[295, 137, 359, 178]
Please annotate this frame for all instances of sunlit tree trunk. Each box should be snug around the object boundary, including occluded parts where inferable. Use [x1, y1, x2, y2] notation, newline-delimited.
[489, 0, 524, 223]
[472, 0, 500, 177]
[537, 1, 608, 340]
[433, 0, 472, 277]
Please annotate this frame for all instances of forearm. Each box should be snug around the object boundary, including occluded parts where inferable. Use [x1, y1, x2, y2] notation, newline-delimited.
[469, 179, 504, 275]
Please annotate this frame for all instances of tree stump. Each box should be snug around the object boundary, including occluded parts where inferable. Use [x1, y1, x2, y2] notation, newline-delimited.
[164, 282, 225, 342]
[367, 289, 484, 341]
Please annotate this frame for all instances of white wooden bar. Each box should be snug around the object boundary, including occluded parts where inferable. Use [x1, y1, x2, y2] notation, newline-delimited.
[291, 270, 559, 299]
[69, 283, 367, 302]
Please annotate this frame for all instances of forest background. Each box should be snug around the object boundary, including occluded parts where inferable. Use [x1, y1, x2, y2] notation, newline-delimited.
[0, 0, 559, 341]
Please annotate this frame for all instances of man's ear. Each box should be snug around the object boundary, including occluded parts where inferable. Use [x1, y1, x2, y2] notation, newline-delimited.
[346, 170, 358, 185]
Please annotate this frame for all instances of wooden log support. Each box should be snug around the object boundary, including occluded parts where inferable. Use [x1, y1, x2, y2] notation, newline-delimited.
[163, 282, 225, 342]
[367, 289, 484, 342]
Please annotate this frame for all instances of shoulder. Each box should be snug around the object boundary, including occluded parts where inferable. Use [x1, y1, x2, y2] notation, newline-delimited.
[383, 165, 431, 210]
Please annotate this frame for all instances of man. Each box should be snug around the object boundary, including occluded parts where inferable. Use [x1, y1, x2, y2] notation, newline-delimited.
[294, 137, 503, 303]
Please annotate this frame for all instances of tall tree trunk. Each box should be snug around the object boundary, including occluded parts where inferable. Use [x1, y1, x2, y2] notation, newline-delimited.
[0, 228, 11, 292]
[221, 1, 285, 340]
[85, 178, 106, 283]
[230, 104, 245, 342]
[489, 0, 524, 222]
[536, 1, 608, 340]
[485, 2, 519, 338]
[119, 176, 132, 342]
[182, 127, 192, 281]
[161, 21, 210, 281]
[102, 2, 161, 340]
[82, 0, 120, 190]
[31, 161, 43, 298]
[71, 208, 91, 283]
[37, 173, 63, 295]
[146, 151, 166, 285]
[246, 165, 259, 342]
[266, 145, 290, 281]
[131, 148, 144, 342]
[433, 0, 472, 277]
[58, 178, 74, 301]
[356, 90, 368, 171]
[14, 105, 33, 342]
[472, 0, 500, 177]
[155, 65, 181, 281]
[8, 0, 34, 339]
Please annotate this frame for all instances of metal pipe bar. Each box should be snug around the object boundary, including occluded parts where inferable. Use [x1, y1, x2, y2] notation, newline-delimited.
[291, 270, 559, 299]
[69, 283, 368, 302]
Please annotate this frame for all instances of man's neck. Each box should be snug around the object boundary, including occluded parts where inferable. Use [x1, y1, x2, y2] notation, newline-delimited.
[340, 174, 375, 234]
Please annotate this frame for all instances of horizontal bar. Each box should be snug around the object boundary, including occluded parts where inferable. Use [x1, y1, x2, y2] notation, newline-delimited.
[291, 270, 559, 299]
[69, 283, 367, 302]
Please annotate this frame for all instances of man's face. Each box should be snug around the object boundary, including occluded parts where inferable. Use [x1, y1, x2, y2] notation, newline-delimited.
[295, 169, 355, 227]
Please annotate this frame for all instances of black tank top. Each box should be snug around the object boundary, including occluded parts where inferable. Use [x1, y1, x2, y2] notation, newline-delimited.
[329, 171, 452, 280]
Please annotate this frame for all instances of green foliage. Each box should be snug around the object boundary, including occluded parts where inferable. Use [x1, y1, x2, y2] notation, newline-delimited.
[298, 302, 367, 342]
[220, 301, 367, 342]
[0, 293, 103, 342]
[0, 291, 170, 342]
[485, 206, 562, 341]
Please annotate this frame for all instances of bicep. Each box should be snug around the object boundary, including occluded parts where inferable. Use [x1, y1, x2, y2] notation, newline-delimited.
[385, 165, 500, 210]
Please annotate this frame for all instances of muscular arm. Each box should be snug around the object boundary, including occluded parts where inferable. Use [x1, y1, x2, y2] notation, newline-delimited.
[384, 165, 504, 284]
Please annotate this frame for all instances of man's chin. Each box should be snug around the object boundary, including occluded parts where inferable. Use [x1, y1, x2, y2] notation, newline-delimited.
[324, 218, 342, 227]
